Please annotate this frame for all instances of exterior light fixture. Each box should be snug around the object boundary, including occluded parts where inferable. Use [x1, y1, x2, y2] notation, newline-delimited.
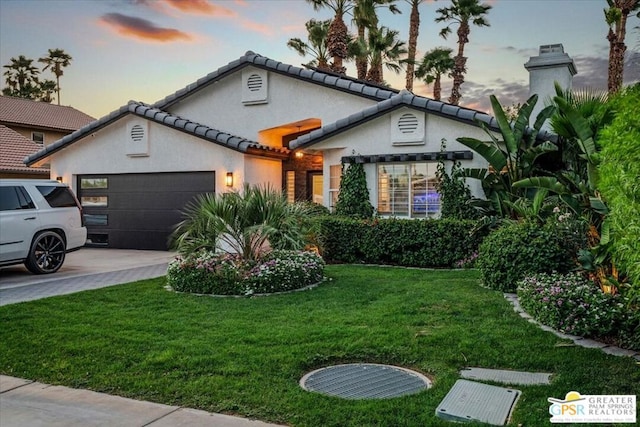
[225, 172, 233, 187]
[295, 152, 304, 159]
[55, 176, 63, 183]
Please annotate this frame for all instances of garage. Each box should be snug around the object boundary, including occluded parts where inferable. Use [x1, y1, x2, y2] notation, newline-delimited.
[77, 171, 215, 250]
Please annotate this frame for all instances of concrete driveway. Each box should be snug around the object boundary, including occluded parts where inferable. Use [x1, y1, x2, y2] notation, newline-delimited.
[0, 247, 176, 306]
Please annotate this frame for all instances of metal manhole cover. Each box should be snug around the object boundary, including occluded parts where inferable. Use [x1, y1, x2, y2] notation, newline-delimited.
[300, 363, 431, 399]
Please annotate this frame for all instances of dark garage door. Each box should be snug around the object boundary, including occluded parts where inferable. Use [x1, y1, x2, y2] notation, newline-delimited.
[77, 172, 215, 250]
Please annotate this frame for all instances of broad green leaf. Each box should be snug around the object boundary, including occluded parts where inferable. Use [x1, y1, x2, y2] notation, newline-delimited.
[457, 137, 507, 171]
[512, 177, 570, 194]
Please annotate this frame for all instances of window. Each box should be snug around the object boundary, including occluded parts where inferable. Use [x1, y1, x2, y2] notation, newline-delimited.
[310, 173, 323, 204]
[36, 186, 78, 208]
[81, 196, 108, 207]
[0, 186, 35, 211]
[286, 171, 295, 203]
[329, 164, 342, 210]
[80, 178, 108, 189]
[84, 214, 108, 226]
[377, 162, 440, 218]
[31, 132, 44, 145]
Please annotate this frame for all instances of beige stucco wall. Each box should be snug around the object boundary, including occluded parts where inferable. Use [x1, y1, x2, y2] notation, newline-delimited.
[165, 67, 376, 145]
[316, 107, 497, 211]
[48, 115, 246, 194]
[7, 125, 69, 148]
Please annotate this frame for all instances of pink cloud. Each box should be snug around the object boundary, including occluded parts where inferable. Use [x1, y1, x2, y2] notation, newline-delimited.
[99, 13, 193, 43]
[162, 0, 237, 16]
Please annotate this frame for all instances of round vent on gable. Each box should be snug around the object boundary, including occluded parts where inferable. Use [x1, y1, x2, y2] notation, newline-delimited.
[247, 74, 263, 92]
[130, 124, 145, 142]
[397, 113, 419, 134]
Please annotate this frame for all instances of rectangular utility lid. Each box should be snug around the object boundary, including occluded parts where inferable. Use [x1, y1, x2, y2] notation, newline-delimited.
[436, 379, 520, 426]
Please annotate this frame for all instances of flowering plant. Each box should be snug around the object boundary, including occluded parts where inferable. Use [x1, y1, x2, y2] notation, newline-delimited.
[167, 250, 324, 296]
[517, 272, 624, 337]
[455, 251, 478, 268]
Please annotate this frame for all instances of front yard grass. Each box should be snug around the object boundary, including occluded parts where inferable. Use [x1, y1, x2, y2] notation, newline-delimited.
[0, 265, 638, 426]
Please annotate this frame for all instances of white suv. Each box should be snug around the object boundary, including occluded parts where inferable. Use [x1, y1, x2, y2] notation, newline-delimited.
[0, 179, 87, 274]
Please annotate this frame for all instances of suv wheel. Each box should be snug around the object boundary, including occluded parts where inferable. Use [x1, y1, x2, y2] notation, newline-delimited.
[25, 231, 66, 274]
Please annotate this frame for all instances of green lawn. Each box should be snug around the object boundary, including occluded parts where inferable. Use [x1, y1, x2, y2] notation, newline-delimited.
[0, 266, 638, 426]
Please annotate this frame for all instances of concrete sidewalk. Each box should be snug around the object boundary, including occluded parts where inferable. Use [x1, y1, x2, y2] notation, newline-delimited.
[0, 376, 285, 427]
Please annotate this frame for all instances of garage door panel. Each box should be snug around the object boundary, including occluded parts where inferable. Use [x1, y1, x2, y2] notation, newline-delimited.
[106, 192, 208, 211]
[109, 231, 171, 250]
[106, 210, 183, 230]
[79, 172, 214, 250]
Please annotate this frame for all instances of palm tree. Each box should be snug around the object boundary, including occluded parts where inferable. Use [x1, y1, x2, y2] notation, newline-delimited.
[171, 184, 316, 261]
[404, 0, 427, 91]
[365, 26, 407, 84]
[37, 79, 58, 103]
[2, 55, 40, 99]
[352, 0, 400, 80]
[435, 0, 491, 105]
[415, 47, 454, 101]
[288, 19, 332, 71]
[604, 0, 640, 93]
[39, 48, 72, 105]
[307, 0, 353, 74]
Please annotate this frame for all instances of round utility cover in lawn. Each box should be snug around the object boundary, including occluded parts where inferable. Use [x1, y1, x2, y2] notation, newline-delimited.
[300, 363, 431, 399]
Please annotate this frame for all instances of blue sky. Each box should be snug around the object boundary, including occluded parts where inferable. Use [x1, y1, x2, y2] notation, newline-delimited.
[1, 0, 638, 119]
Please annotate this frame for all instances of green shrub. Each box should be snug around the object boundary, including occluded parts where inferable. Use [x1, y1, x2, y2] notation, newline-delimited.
[334, 162, 374, 219]
[618, 308, 640, 351]
[246, 250, 325, 294]
[476, 220, 578, 292]
[598, 83, 640, 296]
[517, 272, 624, 338]
[320, 217, 484, 268]
[435, 139, 480, 220]
[167, 250, 324, 296]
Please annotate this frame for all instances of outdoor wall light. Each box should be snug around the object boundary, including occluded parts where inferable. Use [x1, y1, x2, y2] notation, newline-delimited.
[225, 172, 233, 187]
[295, 152, 304, 159]
[55, 176, 63, 183]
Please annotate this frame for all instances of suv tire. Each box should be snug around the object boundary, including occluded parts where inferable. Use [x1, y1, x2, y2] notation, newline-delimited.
[25, 231, 66, 274]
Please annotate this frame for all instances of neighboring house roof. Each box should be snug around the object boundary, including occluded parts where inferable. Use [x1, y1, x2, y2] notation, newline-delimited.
[0, 96, 95, 132]
[25, 101, 289, 166]
[0, 125, 49, 174]
[291, 90, 557, 150]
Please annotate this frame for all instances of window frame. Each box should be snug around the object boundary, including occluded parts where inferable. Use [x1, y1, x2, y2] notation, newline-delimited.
[377, 162, 440, 218]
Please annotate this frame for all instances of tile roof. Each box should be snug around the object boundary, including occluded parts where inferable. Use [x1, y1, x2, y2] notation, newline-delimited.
[290, 90, 557, 150]
[0, 96, 95, 132]
[24, 51, 556, 166]
[25, 101, 289, 166]
[0, 125, 49, 174]
[153, 51, 399, 109]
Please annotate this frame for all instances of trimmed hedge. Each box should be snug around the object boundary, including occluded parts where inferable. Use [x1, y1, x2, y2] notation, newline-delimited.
[319, 216, 485, 268]
[476, 221, 579, 292]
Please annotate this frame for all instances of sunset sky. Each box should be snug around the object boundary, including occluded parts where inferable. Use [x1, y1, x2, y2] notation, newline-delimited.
[1, 0, 638, 119]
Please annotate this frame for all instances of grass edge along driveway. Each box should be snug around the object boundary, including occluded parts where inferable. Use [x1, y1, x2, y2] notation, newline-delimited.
[1, 265, 638, 426]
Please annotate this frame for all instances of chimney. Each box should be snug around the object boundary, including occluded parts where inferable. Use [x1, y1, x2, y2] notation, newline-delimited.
[524, 44, 577, 123]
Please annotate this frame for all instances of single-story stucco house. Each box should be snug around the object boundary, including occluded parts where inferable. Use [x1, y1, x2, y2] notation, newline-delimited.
[24, 45, 576, 250]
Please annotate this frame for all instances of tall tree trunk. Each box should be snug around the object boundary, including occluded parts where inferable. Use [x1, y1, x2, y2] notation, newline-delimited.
[607, 1, 633, 94]
[433, 74, 441, 101]
[356, 25, 368, 79]
[328, 13, 349, 74]
[366, 60, 383, 84]
[449, 22, 469, 105]
[56, 75, 61, 105]
[405, 1, 420, 91]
